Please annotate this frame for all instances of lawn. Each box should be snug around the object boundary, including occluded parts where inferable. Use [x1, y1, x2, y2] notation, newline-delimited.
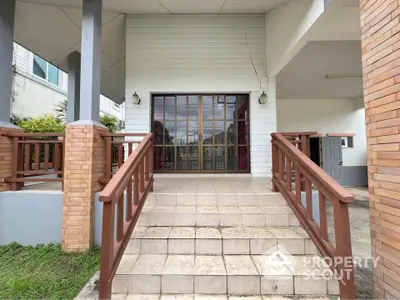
[0, 243, 100, 300]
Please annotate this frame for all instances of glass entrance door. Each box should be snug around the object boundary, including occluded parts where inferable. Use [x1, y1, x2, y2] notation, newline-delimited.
[152, 94, 250, 173]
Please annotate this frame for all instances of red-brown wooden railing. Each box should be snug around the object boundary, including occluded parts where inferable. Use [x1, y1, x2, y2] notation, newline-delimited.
[98, 133, 154, 299]
[100, 133, 148, 185]
[272, 132, 355, 299]
[5, 133, 65, 190]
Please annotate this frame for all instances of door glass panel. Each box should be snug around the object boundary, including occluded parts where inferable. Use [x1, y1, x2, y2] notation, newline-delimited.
[177, 96, 187, 120]
[165, 122, 176, 145]
[176, 121, 187, 145]
[214, 121, 225, 145]
[214, 96, 225, 119]
[203, 146, 213, 170]
[187, 146, 198, 170]
[152, 94, 249, 173]
[188, 96, 198, 120]
[202, 121, 213, 145]
[214, 146, 225, 170]
[164, 147, 175, 170]
[165, 97, 175, 120]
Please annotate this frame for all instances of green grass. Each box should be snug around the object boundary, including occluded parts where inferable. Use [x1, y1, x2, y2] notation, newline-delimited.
[0, 243, 100, 300]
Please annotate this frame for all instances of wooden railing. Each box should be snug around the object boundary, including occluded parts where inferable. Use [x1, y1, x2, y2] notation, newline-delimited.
[100, 133, 149, 185]
[5, 133, 65, 190]
[271, 132, 355, 299]
[98, 133, 154, 299]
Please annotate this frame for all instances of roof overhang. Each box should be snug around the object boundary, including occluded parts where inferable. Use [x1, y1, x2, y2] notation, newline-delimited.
[14, 0, 290, 104]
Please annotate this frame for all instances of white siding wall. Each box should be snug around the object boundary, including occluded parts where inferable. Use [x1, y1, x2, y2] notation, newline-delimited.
[277, 98, 367, 167]
[125, 15, 276, 176]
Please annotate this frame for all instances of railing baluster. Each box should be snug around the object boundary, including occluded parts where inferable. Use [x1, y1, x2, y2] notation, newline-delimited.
[278, 149, 284, 181]
[285, 156, 292, 192]
[34, 144, 40, 171]
[44, 143, 49, 171]
[305, 178, 313, 219]
[145, 148, 150, 182]
[11, 137, 19, 191]
[128, 142, 133, 156]
[24, 143, 31, 172]
[117, 195, 124, 242]
[127, 176, 133, 221]
[295, 165, 301, 204]
[118, 143, 123, 167]
[105, 136, 112, 180]
[319, 191, 328, 240]
[134, 168, 139, 206]
[140, 161, 145, 193]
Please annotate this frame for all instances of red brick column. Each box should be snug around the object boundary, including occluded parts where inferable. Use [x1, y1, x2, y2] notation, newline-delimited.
[0, 127, 24, 191]
[62, 124, 108, 252]
[360, 0, 400, 298]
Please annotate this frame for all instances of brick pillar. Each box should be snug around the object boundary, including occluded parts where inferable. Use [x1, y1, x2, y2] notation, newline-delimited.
[62, 124, 108, 252]
[0, 127, 24, 191]
[360, 0, 400, 298]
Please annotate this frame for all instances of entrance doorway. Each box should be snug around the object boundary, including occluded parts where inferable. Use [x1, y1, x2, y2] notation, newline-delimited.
[152, 94, 250, 173]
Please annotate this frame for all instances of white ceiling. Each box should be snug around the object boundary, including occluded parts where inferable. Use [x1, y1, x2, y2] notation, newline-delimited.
[14, 0, 289, 103]
[276, 41, 363, 99]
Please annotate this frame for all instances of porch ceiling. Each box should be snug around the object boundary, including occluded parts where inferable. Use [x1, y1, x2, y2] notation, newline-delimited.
[276, 41, 363, 100]
[14, 0, 289, 104]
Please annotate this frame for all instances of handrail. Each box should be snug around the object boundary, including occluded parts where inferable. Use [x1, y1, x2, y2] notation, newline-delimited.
[98, 133, 154, 299]
[5, 133, 65, 190]
[273, 133, 353, 202]
[271, 132, 356, 299]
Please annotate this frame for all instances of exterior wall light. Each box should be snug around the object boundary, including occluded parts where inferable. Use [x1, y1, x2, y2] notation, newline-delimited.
[132, 92, 141, 105]
[258, 91, 268, 104]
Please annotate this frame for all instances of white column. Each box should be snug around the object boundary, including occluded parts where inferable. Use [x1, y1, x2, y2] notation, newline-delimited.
[67, 51, 81, 123]
[79, 0, 102, 123]
[0, 0, 16, 126]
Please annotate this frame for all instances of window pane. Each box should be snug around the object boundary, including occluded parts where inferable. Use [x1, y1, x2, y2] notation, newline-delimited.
[33, 55, 47, 79]
[47, 63, 59, 85]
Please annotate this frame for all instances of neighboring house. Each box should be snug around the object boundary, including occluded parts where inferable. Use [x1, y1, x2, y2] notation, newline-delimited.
[11, 43, 125, 128]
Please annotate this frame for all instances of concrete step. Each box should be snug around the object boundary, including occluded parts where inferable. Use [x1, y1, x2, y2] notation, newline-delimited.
[112, 254, 339, 296]
[126, 227, 317, 256]
[112, 295, 338, 300]
[139, 192, 299, 228]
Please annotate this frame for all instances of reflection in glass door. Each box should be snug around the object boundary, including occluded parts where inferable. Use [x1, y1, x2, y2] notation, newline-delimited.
[152, 94, 250, 173]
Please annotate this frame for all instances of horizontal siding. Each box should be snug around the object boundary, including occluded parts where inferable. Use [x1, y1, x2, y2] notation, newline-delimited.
[13, 43, 30, 73]
[125, 15, 276, 176]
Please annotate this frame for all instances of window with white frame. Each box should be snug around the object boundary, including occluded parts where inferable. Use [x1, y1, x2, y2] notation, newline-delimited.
[32, 55, 59, 86]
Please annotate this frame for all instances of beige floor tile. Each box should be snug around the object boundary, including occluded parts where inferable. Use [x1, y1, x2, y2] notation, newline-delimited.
[131, 227, 148, 238]
[246, 227, 274, 238]
[230, 297, 262, 300]
[196, 239, 222, 255]
[252, 255, 292, 276]
[278, 239, 305, 255]
[243, 214, 266, 227]
[196, 213, 220, 226]
[221, 227, 249, 238]
[126, 295, 160, 300]
[163, 255, 195, 275]
[111, 294, 127, 300]
[116, 255, 139, 274]
[268, 228, 302, 239]
[291, 227, 309, 238]
[223, 239, 249, 254]
[195, 255, 226, 275]
[162, 275, 194, 293]
[265, 214, 289, 227]
[169, 227, 195, 238]
[141, 239, 167, 254]
[157, 193, 177, 206]
[194, 275, 227, 294]
[220, 214, 243, 227]
[197, 206, 218, 213]
[143, 227, 171, 238]
[126, 239, 141, 254]
[291, 256, 329, 276]
[196, 227, 221, 239]
[227, 276, 260, 294]
[218, 206, 240, 213]
[260, 206, 291, 213]
[217, 193, 238, 205]
[128, 275, 161, 294]
[160, 295, 193, 300]
[294, 276, 327, 294]
[261, 276, 294, 294]
[174, 206, 196, 213]
[239, 206, 263, 213]
[153, 206, 175, 213]
[177, 193, 197, 205]
[112, 275, 128, 294]
[195, 295, 227, 300]
[169, 239, 195, 254]
[250, 239, 277, 255]
[224, 255, 259, 275]
[237, 194, 259, 206]
[130, 255, 166, 274]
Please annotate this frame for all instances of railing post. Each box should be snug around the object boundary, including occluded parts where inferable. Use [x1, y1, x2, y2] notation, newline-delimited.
[105, 136, 112, 180]
[333, 200, 356, 299]
[99, 201, 114, 300]
[11, 136, 19, 191]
